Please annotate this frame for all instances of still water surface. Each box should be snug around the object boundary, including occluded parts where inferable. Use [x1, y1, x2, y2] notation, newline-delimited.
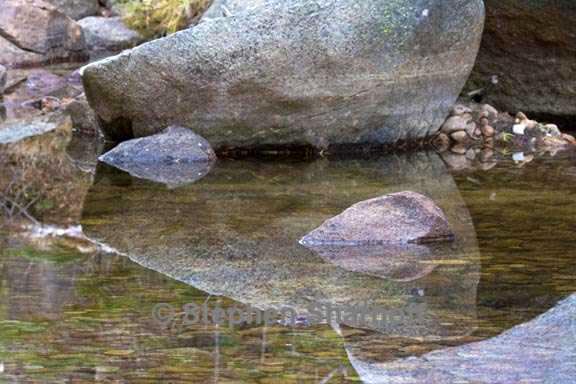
[0, 142, 575, 382]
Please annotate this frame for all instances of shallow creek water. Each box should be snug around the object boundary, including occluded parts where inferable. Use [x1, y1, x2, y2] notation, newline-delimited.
[0, 136, 575, 382]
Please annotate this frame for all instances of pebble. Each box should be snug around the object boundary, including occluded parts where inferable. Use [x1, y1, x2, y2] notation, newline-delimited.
[513, 124, 527, 135]
[481, 124, 495, 138]
[450, 130, 469, 143]
[442, 116, 470, 134]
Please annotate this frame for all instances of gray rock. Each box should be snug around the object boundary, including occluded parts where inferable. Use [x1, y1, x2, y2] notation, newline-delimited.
[349, 293, 576, 384]
[466, 1, 576, 124]
[64, 93, 102, 136]
[0, 65, 6, 95]
[0, 37, 45, 69]
[0, 0, 87, 68]
[99, 126, 216, 187]
[83, 0, 485, 147]
[78, 16, 143, 51]
[45, 0, 101, 20]
[0, 112, 72, 145]
[300, 191, 454, 246]
[201, 0, 267, 20]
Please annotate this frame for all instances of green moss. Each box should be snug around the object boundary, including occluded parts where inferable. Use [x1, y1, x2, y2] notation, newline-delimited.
[118, 0, 211, 39]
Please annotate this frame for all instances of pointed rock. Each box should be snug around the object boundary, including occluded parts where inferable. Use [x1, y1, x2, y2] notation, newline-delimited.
[99, 126, 216, 187]
[300, 191, 454, 246]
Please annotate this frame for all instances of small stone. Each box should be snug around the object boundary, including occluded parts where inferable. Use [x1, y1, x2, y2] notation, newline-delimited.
[442, 116, 470, 134]
[516, 112, 538, 130]
[480, 104, 499, 122]
[513, 124, 527, 135]
[481, 124, 495, 138]
[299, 191, 454, 246]
[544, 124, 561, 137]
[431, 133, 450, 152]
[450, 130, 469, 143]
[561, 133, 576, 145]
[465, 121, 478, 139]
[40, 96, 62, 112]
[450, 144, 468, 155]
[450, 104, 473, 117]
[512, 152, 525, 162]
[465, 149, 476, 160]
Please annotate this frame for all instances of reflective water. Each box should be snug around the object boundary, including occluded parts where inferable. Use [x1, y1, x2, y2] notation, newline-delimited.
[0, 135, 575, 382]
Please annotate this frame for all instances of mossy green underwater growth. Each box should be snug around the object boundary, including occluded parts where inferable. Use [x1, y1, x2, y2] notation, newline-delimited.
[119, 0, 211, 38]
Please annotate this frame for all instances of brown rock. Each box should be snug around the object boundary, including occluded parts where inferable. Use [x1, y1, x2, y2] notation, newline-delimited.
[450, 104, 473, 117]
[481, 124, 495, 138]
[561, 133, 576, 145]
[442, 116, 470, 135]
[0, 0, 87, 68]
[516, 112, 538, 130]
[480, 103, 499, 122]
[450, 130, 469, 144]
[300, 191, 454, 246]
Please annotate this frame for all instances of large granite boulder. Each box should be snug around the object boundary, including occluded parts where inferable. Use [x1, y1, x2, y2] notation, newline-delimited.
[467, 1, 576, 125]
[82, 0, 485, 147]
[300, 192, 454, 246]
[45, 0, 101, 20]
[78, 16, 143, 52]
[201, 0, 267, 20]
[0, 0, 88, 68]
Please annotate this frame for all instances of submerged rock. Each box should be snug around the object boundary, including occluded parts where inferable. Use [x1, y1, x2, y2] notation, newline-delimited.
[99, 126, 216, 187]
[467, 1, 576, 123]
[0, 0, 87, 68]
[349, 293, 576, 384]
[83, 0, 485, 147]
[83, 152, 480, 338]
[78, 17, 143, 52]
[300, 191, 454, 246]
